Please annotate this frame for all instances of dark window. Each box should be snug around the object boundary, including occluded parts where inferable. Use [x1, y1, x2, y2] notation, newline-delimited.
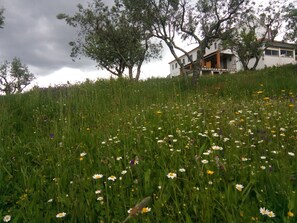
[172, 64, 174, 70]
[265, 49, 279, 56]
[183, 58, 185, 64]
[214, 42, 217, 49]
[280, 50, 293, 57]
[175, 63, 177, 68]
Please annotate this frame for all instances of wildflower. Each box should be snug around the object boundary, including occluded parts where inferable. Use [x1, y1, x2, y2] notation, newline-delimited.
[156, 111, 162, 115]
[97, 196, 104, 201]
[121, 170, 127, 175]
[207, 170, 214, 175]
[108, 176, 117, 181]
[211, 145, 223, 151]
[260, 207, 269, 216]
[263, 97, 270, 100]
[56, 212, 66, 218]
[167, 172, 177, 179]
[267, 211, 275, 218]
[95, 190, 101, 194]
[3, 215, 11, 222]
[288, 152, 295, 157]
[92, 174, 103, 180]
[201, 159, 209, 164]
[179, 168, 186, 172]
[80, 152, 87, 157]
[47, 198, 53, 203]
[288, 211, 294, 217]
[241, 157, 248, 161]
[260, 166, 266, 170]
[289, 104, 294, 107]
[235, 184, 244, 191]
[116, 157, 122, 161]
[141, 207, 151, 214]
[260, 156, 266, 160]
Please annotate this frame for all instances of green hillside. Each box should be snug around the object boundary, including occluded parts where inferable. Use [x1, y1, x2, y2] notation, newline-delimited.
[0, 64, 297, 222]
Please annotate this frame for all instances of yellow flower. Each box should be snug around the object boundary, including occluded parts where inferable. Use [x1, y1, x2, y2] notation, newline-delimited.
[156, 111, 162, 115]
[207, 170, 214, 175]
[141, 207, 151, 214]
[263, 97, 270, 100]
[289, 104, 294, 107]
[257, 91, 263, 94]
[288, 211, 294, 217]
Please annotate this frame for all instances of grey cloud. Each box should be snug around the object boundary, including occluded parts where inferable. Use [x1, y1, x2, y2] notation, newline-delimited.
[0, 0, 114, 76]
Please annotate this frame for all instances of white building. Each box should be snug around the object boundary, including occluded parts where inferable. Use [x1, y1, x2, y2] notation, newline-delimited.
[169, 40, 296, 77]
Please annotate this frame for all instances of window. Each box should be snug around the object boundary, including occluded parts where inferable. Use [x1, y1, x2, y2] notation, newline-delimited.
[172, 64, 174, 70]
[175, 63, 177, 68]
[182, 58, 185, 64]
[214, 42, 217, 49]
[280, 50, 293, 57]
[265, 49, 279, 56]
[188, 55, 193, 62]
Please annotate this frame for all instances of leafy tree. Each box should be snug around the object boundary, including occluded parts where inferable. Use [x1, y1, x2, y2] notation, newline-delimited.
[0, 7, 4, 28]
[223, 0, 285, 70]
[57, 0, 161, 80]
[123, 0, 247, 83]
[284, 3, 297, 44]
[0, 58, 35, 95]
[123, 0, 187, 76]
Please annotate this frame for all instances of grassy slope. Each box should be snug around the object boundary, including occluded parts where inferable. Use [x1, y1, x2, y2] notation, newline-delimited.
[0, 64, 296, 222]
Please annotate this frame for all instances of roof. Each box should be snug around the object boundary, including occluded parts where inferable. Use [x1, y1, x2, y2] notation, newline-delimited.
[267, 41, 296, 49]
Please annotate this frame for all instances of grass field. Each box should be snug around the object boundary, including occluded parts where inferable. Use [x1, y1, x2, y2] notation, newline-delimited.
[0, 64, 297, 222]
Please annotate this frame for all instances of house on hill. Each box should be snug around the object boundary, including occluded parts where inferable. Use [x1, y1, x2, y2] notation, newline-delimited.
[169, 40, 297, 77]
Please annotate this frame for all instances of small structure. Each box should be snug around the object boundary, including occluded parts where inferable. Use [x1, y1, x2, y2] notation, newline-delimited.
[169, 40, 296, 78]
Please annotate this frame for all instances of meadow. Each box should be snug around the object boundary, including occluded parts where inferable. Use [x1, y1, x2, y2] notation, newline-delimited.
[0, 64, 296, 222]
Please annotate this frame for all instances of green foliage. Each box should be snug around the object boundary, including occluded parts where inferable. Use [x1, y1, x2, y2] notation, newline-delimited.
[57, 0, 162, 80]
[0, 7, 4, 28]
[0, 58, 35, 95]
[284, 3, 297, 44]
[0, 65, 297, 222]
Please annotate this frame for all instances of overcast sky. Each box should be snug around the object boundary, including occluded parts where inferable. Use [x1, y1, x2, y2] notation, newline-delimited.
[0, 0, 171, 88]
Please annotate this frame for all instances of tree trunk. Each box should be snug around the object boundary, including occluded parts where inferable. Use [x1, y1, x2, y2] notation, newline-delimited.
[251, 56, 261, 70]
[128, 66, 133, 80]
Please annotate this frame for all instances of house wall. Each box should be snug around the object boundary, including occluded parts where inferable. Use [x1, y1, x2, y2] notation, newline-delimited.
[205, 40, 222, 55]
[247, 47, 296, 70]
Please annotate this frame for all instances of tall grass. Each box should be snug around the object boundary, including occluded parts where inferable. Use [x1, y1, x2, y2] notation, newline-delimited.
[0, 64, 296, 222]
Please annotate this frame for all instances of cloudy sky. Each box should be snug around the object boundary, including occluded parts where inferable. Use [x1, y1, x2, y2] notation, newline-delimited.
[0, 0, 172, 88]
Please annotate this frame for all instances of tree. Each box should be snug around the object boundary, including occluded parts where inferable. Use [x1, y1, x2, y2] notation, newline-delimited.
[0, 58, 35, 95]
[284, 3, 297, 44]
[123, 0, 187, 76]
[123, 0, 247, 84]
[0, 7, 4, 28]
[57, 0, 161, 80]
[223, 0, 286, 70]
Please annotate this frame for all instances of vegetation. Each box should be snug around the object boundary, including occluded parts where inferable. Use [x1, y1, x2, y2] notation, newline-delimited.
[0, 7, 4, 29]
[0, 57, 35, 95]
[57, 0, 162, 80]
[285, 3, 297, 44]
[223, 0, 286, 71]
[0, 65, 296, 222]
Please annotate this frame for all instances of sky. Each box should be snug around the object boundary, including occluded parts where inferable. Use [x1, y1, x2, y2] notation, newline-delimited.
[0, 0, 173, 89]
